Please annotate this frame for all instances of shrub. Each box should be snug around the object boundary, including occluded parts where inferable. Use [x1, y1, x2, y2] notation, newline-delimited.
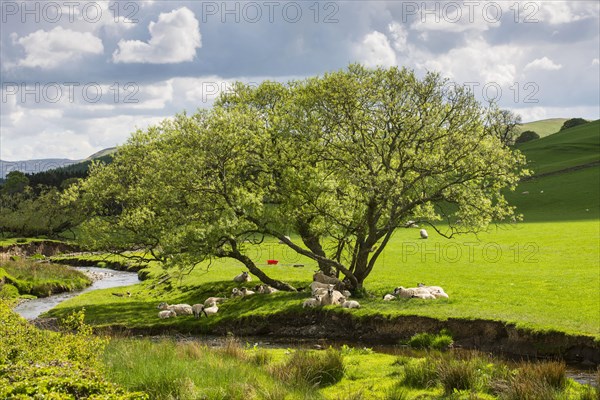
[437, 357, 480, 394]
[561, 118, 588, 131]
[272, 348, 345, 388]
[516, 130, 540, 144]
[0, 283, 19, 299]
[401, 358, 438, 388]
[406, 330, 454, 350]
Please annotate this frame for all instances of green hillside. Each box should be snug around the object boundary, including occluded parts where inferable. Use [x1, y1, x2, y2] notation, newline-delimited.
[516, 119, 599, 175]
[517, 118, 567, 138]
[507, 120, 600, 222]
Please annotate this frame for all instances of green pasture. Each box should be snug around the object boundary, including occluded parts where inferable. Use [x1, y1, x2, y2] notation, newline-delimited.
[45, 120, 600, 338]
[517, 118, 568, 138]
[516, 120, 599, 175]
[47, 218, 599, 337]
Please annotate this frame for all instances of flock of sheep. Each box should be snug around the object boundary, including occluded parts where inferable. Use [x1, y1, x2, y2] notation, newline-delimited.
[157, 242, 450, 320]
[157, 269, 449, 319]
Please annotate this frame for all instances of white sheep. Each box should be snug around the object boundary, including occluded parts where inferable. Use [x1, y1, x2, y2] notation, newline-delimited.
[231, 288, 243, 298]
[393, 287, 435, 300]
[310, 281, 332, 295]
[302, 295, 322, 308]
[383, 294, 397, 301]
[204, 297, 228, 307]
[240, 287, 255, 296]
[157, 302, 193, 315]
[342, 300, 361, 309]
[158, 310, 176, 319]
[320, 287, 346, 306]
[420, 229, 428, 239]
[192, 304, 219, 318]
[255, 284, 279, 294]
[417, 283, 449, 299]
[313, 271, 340, 286]
[233, 271, 252, 283]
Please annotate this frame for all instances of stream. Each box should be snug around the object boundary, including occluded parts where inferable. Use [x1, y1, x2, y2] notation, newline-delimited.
[12, 266, 140, 320]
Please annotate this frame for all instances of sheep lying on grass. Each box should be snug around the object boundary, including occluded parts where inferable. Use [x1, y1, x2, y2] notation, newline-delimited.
[342, 300, 361, 309]
[231, 288, 243, 298]
[417, 283, 449, 299]
[255, 284, 279, 294]
[393, 287, 436, 300]
[383, 294, 397, 301]
[192, 304, 219, 318]
[233, 271, 252, 283]
[240, 287, 255, 296]
[157, 302, 193, 315]
[158, 310, 176, 319]
[320, 287, 346, 306]
[204, 297, 227, 307]
[420, 229, 428, 239]
[302, 295, 322, 308]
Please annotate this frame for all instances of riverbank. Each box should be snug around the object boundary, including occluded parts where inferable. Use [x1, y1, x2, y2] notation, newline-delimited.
[81, 309, 599, 368]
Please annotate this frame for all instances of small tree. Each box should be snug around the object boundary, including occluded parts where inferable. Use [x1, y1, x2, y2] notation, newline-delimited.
[560, 118, 588, 131]
[515, 130, 540, 144]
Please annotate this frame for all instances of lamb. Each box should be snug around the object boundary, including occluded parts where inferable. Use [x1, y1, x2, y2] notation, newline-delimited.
[231, 288, 243, 298]
[320, 286, 346, 306]
[254, 284, 279, 294]
[157, 302, 193, 315]
[204, 297, 227, 307]
[158, 310, 176, 319]
[302, 295, 322, 308]
[192, 304, 218, 318]
[393, 287, 435, 300]
[240, 287, 255, 296]
[233, 271, 252, 283]
[420, 229, 428, 239]
[417, 283, 449, 299]
[383, 294, 397, 301]
[341, 300, 361, 309]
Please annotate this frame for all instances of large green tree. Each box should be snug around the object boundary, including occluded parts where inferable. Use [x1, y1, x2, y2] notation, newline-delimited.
[74, 65, 527, 291]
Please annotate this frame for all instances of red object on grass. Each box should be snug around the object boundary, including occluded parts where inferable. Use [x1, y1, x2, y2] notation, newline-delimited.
[267, 259, 279, 265]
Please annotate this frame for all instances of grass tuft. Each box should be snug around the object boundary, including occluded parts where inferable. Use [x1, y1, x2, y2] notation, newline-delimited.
[272, 348, 345, 389]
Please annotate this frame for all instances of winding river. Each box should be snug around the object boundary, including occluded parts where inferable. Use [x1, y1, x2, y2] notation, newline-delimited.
[13, 266, 140, 320]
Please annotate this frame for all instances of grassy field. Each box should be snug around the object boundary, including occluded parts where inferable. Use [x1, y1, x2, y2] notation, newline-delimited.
[101, 337, 597, 400]
[45, 121, 600, 339]
[517, 118, 568, 138]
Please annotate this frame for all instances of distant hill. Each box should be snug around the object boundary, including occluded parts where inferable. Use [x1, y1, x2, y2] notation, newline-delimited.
[517, 118, 568, 138]
[0, 158, 80, 180]
[516, 119, 599, 175]
[0, 147, 117, 180]
[507, 119, 599, 221]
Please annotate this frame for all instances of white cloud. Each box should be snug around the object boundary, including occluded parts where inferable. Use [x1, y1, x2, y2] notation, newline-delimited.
[536, 1, 598, 25]
[353, 31, 397, 68]
[524, 57, 563, 71]
[388, 22, 408, 52]
[592, 59, 599, 66]
[12, 26, 103, 69]
[415, 37, 521, 86]
[112, 7, 201, 64]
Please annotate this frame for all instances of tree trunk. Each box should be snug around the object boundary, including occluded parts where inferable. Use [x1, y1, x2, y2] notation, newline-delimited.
[229, 250, 298, 292]
[296, 219, 334, 275]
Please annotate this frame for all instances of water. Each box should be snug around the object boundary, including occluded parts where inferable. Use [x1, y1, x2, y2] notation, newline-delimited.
[13, 266, 140, 320]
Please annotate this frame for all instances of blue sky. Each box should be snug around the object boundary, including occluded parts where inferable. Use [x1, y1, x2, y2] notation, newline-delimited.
[1, 1, 599, 160]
